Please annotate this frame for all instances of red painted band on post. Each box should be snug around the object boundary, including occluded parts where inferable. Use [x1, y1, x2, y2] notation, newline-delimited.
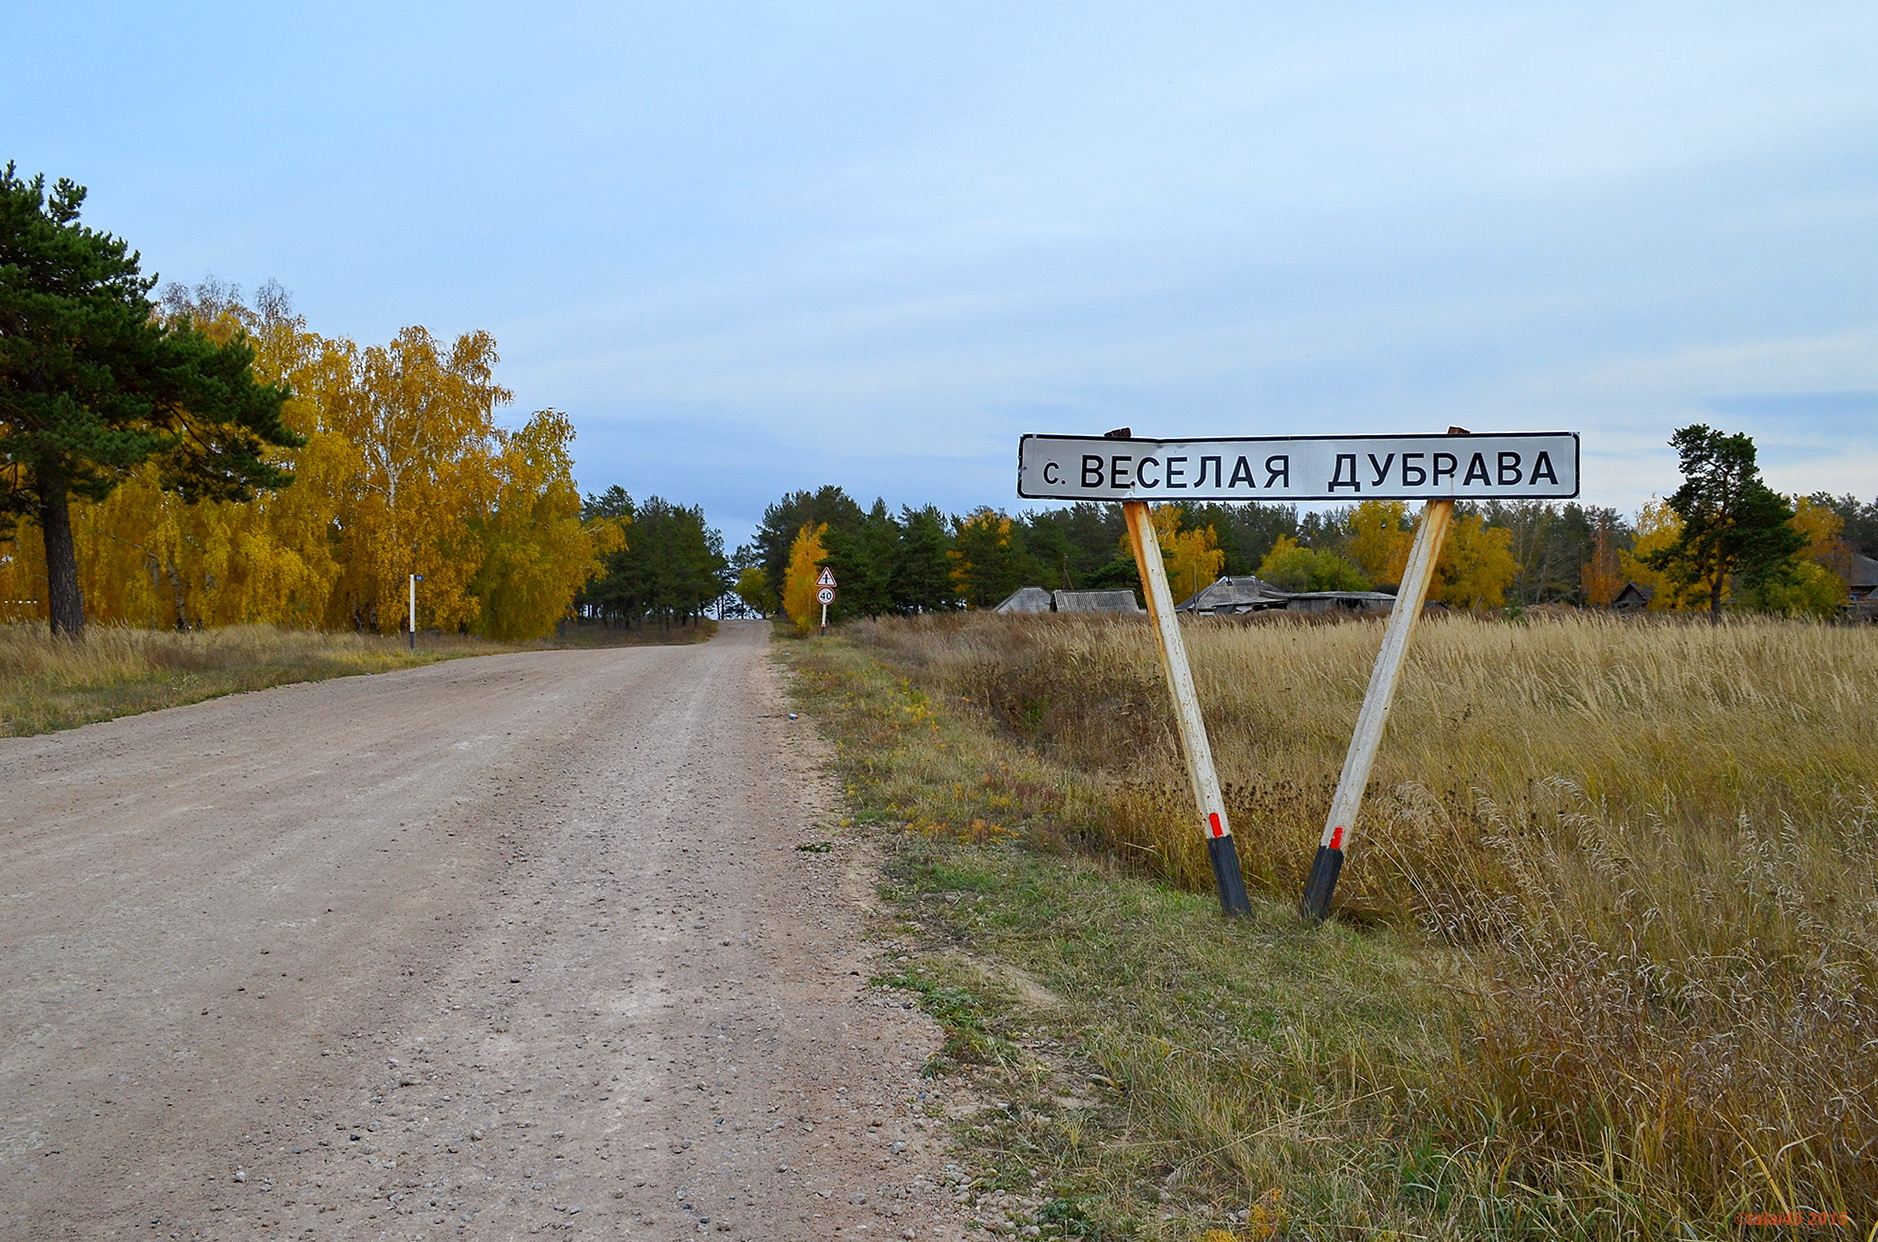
[1329, 825, 1344, 850]
[1208, 812, 1225, 838]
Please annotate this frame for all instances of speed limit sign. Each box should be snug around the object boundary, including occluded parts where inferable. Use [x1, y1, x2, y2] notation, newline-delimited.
[816, 586, 835, 604]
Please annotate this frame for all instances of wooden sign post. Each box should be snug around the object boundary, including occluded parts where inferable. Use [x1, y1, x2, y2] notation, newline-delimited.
[1122, 493, 1254, 918]
[1299, 426, 1469, 923]
[1019, 424, 1576, 924]
[1298, 495, 1452, 922]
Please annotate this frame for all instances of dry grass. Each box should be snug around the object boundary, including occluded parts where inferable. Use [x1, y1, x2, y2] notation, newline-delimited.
[0, 617, 722, 736]
[822, 610, 1878, 1235]
[786, 637, 1484, 1239]
[0, 623, 510, 735]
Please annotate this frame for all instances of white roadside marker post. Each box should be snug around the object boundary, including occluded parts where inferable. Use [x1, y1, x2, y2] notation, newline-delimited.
[1298, 430, 1465, 924]
[1121, 482, 1253, 919]
[408, 573, 424, 651]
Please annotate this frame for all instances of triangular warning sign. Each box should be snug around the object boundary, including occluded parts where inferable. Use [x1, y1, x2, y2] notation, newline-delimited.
[816, 568, 836, 586]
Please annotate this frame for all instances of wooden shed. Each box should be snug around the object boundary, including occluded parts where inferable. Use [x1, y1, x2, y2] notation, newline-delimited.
[1611, 581, 1655, 611]
[1844, 552, 1878, 622]
[1283, 590, 1397, 615]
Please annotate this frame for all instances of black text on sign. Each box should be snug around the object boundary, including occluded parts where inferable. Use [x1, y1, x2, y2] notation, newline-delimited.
[1017, 432, 1580, 502]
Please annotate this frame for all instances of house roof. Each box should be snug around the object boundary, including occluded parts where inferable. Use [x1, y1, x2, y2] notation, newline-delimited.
[1282, 590, 1398, 613]
[1848, 552, 1878, 590]
[993, 586, 1054, 613]
[1284, 590, 1397, 602]
[1174, 575, 1289, 612]
[1053, 589, 1144, 613]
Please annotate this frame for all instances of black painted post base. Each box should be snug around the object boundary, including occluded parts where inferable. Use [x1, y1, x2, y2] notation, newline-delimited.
[1299, 844, 1345, 925]
[1207, 833, 1252, 917]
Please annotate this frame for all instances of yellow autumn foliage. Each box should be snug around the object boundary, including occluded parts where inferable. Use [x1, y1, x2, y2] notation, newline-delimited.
[783, 522, 830, 634]
[1434, 512, 1519, 609]
[1620, 498, 1705, 610]
[1580, 515, 1624, 607]
[472, 409, 619, 641]
[1149, 505, 1226, 602]
[1342, 499, 1415, 588]
[1792, 494, 1847, 566]
[0, 295, 603, 639]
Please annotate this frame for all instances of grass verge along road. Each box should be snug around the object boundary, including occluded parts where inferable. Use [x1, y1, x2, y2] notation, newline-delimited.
[780, 614, 1877, 1240]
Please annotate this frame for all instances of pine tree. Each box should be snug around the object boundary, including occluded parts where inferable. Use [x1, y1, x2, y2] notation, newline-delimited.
[1, 166, 298, 635]
[1646, 425, 1806, 623]
[892, 505, 956, 613]
[754, 486, 863, 603]
[950, 508, 1030, 608]
[823, 499, 899, 619]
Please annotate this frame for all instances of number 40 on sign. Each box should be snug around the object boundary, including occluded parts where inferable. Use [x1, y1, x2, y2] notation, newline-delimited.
[815, 568, 837, 635]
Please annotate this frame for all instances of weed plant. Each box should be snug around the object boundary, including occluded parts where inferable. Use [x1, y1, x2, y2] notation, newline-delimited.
[800, 611, 1878, 1235]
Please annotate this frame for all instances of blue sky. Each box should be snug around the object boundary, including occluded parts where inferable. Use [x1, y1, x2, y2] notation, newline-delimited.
[9, 2, 1877, 548]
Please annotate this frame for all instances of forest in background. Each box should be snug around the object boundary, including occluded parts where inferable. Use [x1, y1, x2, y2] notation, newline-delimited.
[12, 356, 1873, 638]
[740, 481, 1878, 632]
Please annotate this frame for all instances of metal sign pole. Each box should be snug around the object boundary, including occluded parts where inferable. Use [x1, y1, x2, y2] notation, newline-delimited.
[1299, 494, 1454, 924]
[1123, 498, 1253, 918]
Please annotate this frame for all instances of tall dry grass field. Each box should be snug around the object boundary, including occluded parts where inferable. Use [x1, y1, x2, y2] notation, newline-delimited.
[851, 610, 1878, 1229]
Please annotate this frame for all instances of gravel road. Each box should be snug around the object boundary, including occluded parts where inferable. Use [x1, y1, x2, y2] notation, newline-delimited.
[0, 621, 973, 1240]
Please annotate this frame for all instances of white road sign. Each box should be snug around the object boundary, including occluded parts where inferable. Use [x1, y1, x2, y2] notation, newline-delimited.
[816, 586, 835, 605]
[816, 568, 837, 587]
[1018, 432, 1579, 502]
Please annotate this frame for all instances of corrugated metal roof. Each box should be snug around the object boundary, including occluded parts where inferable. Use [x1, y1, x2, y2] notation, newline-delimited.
[1053, 589, 1144, 613]
[1174, 575, 1289, 613]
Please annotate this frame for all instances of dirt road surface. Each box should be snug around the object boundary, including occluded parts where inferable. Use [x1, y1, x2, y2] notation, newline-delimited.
[0, 622, 973, 1240]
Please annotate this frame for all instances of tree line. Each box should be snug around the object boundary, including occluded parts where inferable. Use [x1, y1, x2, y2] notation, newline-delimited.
[1, 167, 610, 639]
[742, 426, 1876, 630]
[573, 486, 728, 631]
